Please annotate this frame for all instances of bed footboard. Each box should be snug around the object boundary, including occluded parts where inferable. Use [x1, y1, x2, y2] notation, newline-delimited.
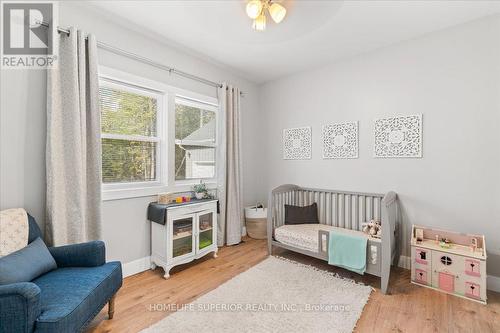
[381, 191, 398, 294]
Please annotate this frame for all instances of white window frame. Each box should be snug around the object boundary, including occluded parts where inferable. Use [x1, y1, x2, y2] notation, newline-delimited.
[99, 66, 169, 200]
[98, 66, 219, 201]
[173, 95, 219, 187]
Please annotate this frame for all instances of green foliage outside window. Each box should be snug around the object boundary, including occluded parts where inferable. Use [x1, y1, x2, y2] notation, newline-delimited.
[99, 84, 216, 184]
[100, 86, 157, 183]
[101, 87, 157, 136]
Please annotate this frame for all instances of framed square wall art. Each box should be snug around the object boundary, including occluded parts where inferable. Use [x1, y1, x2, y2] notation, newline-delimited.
[322, 121, 359, 159]
[374, 114, 422, 158]
[283, 126, 312, 160]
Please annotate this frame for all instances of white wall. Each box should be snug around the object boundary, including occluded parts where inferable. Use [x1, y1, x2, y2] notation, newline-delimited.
[0, 2, 266, 265]
[260, 15, 500, 276]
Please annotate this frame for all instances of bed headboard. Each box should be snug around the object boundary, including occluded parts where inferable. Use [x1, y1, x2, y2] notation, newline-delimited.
[267, 185, 399, 258]
[268, 185, 394, 229]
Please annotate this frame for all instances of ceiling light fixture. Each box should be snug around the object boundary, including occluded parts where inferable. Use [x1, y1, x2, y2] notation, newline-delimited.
[246, 0, 263, 19]
[252, 13, 266, 31]
[268, 2, 286, 24]
[246, 0, 287, 31]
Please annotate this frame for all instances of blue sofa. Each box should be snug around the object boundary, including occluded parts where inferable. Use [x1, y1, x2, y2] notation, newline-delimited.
[0, 215, 122, 333]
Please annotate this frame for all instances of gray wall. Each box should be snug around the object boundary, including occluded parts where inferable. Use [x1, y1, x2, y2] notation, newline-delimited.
[1, 3, 499, 277]
[260, 15, 500, 276]
[0, 2, 266, 264]
[1, 70, 47, 226]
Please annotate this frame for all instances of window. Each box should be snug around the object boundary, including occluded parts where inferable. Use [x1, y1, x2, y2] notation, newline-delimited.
[100, 82, 161, 184]
[174, 97, 217, 181]
[98, 67, 168, 200]
[98, 66, 219, 200]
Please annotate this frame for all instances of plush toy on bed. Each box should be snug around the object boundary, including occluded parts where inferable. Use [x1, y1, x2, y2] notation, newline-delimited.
[362, 220, 382, 238]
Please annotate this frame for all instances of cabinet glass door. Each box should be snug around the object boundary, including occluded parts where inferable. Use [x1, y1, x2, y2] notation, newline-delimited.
[198, 212, 213, 250]
[172, 216, 193, 258]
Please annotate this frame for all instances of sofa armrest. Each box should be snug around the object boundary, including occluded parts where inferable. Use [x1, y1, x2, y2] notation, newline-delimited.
[0, 282, 41, 333]
[49, 241, 105, 267]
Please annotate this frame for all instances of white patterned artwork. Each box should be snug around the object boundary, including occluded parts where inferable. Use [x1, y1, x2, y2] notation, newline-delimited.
[374, 114, 423, 158]
[322, 122, 358, 159]
[283, 127, 312, 160]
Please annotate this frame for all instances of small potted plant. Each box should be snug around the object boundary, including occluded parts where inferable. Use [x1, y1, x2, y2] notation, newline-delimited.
[193, 182, 208, 200]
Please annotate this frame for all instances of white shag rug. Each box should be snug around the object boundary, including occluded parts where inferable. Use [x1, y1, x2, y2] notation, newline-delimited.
[142, 256, 372, 333]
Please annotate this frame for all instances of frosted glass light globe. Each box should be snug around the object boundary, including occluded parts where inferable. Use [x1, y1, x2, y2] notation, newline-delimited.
[246, 0, 263, 19]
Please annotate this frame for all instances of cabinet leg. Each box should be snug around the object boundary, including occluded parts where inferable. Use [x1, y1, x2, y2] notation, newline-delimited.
[213, 251, 218, 258]
[150, 262, 157, 270]
[163, 266, 171, 279]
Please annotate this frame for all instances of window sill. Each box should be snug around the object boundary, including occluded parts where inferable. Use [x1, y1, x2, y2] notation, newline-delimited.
[174, 179, 217, 187]
[101, 182, 218, 201]
[102, 185, 168, 201]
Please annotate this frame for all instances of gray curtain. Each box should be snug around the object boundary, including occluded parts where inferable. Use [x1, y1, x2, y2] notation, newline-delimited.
[217, 84, 243, 246]
[46, 28, 102, 246]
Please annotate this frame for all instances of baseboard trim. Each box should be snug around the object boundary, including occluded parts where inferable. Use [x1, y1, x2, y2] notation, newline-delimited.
[122, 256, 151, 278]
[487, 275, 500, 293]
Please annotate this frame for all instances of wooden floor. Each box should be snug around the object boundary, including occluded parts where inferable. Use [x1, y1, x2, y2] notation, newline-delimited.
[87, 238, 500, 333]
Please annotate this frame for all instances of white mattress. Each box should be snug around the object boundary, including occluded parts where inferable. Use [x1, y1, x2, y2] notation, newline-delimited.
[274, 224, 379, 253]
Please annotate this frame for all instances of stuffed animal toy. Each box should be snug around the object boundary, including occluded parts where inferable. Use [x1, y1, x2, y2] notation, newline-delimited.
[362, 220, 382, 238]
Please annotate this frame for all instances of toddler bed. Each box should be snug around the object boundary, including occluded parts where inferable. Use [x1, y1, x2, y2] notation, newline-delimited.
[267, 184, 399, 294]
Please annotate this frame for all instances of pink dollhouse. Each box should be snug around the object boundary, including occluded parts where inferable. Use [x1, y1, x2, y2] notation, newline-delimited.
[410, 225, 487, 304]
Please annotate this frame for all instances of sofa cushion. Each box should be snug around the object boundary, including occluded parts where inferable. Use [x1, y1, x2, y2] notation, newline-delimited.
[32, 261, 122, 333]
[0, 237, 57, 285]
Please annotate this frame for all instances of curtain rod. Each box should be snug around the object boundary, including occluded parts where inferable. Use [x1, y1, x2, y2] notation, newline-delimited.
[41, 22, 246, 95]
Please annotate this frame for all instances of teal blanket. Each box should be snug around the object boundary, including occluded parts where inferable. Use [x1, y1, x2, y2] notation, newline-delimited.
[328, 230, 367, 275]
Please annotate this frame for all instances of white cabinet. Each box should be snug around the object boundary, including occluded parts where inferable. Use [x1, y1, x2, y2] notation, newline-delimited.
[151, 200, 218, 278]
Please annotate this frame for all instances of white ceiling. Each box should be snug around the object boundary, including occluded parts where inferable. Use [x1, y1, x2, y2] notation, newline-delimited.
[85, 1, 500, 83]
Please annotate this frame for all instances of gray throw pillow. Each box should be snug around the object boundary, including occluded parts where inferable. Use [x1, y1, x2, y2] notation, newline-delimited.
[0, 237, 57, 285]
[284, 203, 319, 225]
